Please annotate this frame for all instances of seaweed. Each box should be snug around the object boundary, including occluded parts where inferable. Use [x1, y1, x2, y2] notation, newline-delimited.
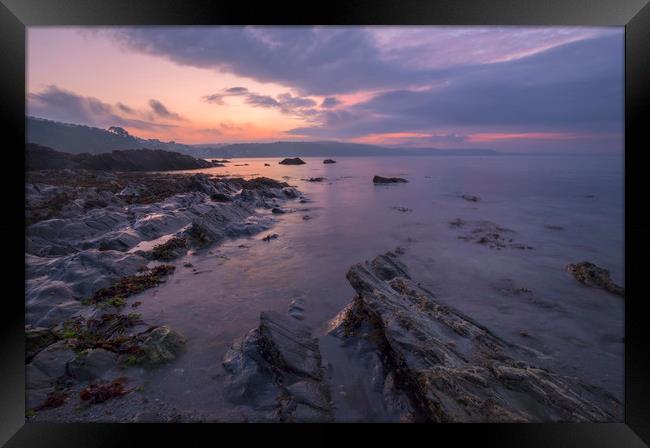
[80, 377, 130, 404]
[85, 265, 175, 307]
[35, 391, 69, 411]
[149, 237, 187, 261]
[58, 313, 147, 355]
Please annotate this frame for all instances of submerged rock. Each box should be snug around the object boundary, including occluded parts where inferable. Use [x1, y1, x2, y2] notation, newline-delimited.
[140, 326, 186, 366]
[279, 158, 306, 165]
[67, 349, 119, 381]
[392, 206, 412, 213]
[373, 176, 408, 184]
[329, 251, 622, 422]
[223, 311, 332, 422]
[450, 219, 534, 250]
[323, 159, 336, 164]
[26, 341, 76, 390]
[566, 262, 624, 297]
[460, 194, 480, 202]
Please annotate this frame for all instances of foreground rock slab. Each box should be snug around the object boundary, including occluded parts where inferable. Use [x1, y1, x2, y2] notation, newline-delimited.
[330, 251, 622, 422]
[223, 311, 333, 422]
[566, 261, 624, 297]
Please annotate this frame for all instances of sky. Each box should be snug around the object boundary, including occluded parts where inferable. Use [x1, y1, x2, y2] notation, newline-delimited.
[27, 26, 624, 153]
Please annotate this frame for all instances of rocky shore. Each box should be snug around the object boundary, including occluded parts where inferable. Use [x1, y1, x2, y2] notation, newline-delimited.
[218, 250, 622, 423]
[25, 167, 303, 418]
[24, 159, 622, 423]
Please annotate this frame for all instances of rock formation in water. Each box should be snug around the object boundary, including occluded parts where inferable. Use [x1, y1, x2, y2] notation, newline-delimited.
[373, 176, 408, 184]
[328, 251, 622, 422]
[26, 144, 220, 171]
[566, 262, 624, 297]
[323, 159, 336, 164]
[279, 157, 306, 165]
[222, 311, 333, 422]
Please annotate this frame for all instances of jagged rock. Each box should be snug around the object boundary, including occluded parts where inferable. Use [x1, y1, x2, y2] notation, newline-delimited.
[223, 311, 333, 422]
[210, 192, 232, 202]
[323, 159, 336, 164]
[279, 158, 306, 165]
[282, 187, 301, 199]
[329, 251, 622, 422]
[140, 326, 186, 365]
[271, 207, 286, 214]
[373, 176, 408, 184]
[288, 297, 306, 320]
[566, 262, 624, 297]
[26, 325, 60, 363]
[117, 182, 147, 198]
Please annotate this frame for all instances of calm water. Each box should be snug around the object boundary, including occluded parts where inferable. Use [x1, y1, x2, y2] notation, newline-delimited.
[135, 155, 624, 420]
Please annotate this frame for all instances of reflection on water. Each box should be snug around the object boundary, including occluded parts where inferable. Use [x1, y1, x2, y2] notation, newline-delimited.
[139, 155, 624, 420]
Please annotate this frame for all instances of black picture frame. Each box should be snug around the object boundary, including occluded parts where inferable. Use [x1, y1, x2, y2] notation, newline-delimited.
[1, 0, 648, 446]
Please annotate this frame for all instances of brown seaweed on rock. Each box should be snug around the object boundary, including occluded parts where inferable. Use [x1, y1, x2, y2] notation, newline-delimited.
[149, 237, 187, 261]
[566, 262, 624, 297]
[329, 251, 622, 422]
[80, 377, 130, 404]
[86, 265, 175, 307]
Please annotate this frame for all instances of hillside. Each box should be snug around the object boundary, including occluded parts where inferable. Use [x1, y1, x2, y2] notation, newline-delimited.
[26, 144, 218, 171]
[27, 116, 194, 155]
[27, 116, 499, 158]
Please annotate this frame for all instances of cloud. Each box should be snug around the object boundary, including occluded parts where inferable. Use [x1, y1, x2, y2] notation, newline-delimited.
[105, 27, 617, 96]
[148, 99, 184, 120]
[288, 35, 624, 140]
[203, 86, 249, 105]
[28, 85, 177, 131]
[116, 102, 134, 114]
[245, 93, 281, 108]
[105, 27, 437, 95]
[321, 97, 341, 108]
[203, 87, 320, 119]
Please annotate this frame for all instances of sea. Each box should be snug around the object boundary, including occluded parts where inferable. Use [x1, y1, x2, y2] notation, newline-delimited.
[133, 154, 624, 421]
